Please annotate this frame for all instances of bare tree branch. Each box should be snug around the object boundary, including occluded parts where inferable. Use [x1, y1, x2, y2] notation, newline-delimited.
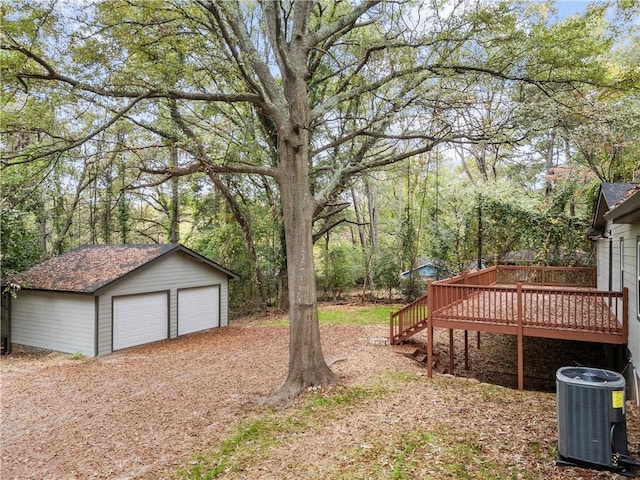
[1, 92, 151, 166]
[2, 40, 263, 104]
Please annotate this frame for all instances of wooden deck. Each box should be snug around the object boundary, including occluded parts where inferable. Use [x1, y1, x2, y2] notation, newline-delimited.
[390, 266, 628, 390]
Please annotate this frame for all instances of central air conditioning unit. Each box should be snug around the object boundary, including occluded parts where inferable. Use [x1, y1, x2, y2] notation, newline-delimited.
[556, 366, 639, 476]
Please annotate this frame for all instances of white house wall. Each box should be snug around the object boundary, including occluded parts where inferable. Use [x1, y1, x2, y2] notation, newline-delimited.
[96, 252, 229, 355]
[596, 236, 609, 291]
[12, 290, 96, 355]
[608, 221, 640, 371]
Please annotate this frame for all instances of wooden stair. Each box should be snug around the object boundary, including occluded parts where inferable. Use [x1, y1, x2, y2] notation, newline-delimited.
[390, 295, 429, 345]
[391, 320, 429, 344]
[403, 346, 440, 371]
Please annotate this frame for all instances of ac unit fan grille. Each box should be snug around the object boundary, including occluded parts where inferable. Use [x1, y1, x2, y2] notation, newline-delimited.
[562, 383, 611, 466]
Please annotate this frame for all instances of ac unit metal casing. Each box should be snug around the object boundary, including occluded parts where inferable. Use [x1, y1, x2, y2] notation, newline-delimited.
[556, 366, 627, 469]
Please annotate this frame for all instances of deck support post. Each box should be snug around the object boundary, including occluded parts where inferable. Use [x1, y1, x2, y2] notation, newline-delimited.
[517, 283, 524, 391]
[477, 331, 481, 349]
[389, 311, 393, 346]
[449, 329, 454, 375]
[427, 280, 433, 379]
[464, 330, 469, 370]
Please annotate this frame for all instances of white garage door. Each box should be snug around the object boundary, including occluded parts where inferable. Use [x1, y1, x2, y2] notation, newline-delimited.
[178, 285, 220, 336]
[113, 292, 168, 350]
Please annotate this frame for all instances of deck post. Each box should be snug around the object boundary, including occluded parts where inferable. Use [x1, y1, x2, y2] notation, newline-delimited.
[464, 330, 469, 370]
[427, 280, 433, 379]
[517, 283, 524, 391]
[449, 329, 454, 375]
[389, 311, 394, 345]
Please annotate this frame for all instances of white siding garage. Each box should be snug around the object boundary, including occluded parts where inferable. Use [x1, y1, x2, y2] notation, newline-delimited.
[113, 291, 169, 350]
[11, 291, 95, 355]
[178, 285, 220, 335]
[8, 244, 238, 356]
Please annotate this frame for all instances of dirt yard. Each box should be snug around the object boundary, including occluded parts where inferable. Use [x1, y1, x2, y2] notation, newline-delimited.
[1, 308, 638, 479]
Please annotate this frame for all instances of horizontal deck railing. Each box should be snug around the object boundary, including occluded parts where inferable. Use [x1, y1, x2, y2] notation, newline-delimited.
[521, 287, 624, 334]
[390, 265, 620, 344]
[430, 283, 517, 325]
[430, 283, 626, 338]
[496, 265, 596, 288]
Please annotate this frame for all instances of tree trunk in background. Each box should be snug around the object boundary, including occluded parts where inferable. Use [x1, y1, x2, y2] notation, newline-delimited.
[565, 137, 576, 217]
[477, 193, 483, 270]
[170, 145, 180, 243]
[365, 178, 379, 257]
[545, 127, 556, 197]
[277, 220, 289, 312]
[351, 185, 373, 293]
[208, 172, 268, 308]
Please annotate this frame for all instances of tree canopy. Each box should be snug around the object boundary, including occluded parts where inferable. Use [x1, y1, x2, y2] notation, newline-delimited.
[2, 0, 639, 401]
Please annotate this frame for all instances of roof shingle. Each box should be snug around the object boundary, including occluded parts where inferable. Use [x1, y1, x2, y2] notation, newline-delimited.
[10, 244, 178, 293]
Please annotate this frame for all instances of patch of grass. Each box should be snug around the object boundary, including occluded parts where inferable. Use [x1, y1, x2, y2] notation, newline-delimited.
[181, 464, 214, 480]
[390, 432, 434, 480]
[318, 306, 397, 325]
[263, 305, 398, 326]
[332, 429, 435, 480]
[178, 414, 301, 478]
[429, 424, 552, 480]
[526, 439, 554, 462]
[440, 440, 481, 479]
[262, 315, 289, 326]
[384, 370, 422, 383]
[304, 385, 386, 410]
[176, 378, 556, 480]
[178, 384, 390, 479]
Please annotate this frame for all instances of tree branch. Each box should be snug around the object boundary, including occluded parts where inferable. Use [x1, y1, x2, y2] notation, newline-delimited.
[1, 92, 151, 166]
[2, 40, 263, 104]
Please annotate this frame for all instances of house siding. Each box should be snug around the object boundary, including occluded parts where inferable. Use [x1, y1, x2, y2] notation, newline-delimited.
[96, 252, 229, 355]
[607, 221, 640, 373]
[11, 291, 95, 355]
[596, 236, 609, 291]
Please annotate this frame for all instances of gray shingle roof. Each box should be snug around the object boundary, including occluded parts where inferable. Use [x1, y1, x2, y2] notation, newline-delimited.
[601, 183, 638, 207]
[591, 182, 639, 232]
[605, 184, 640, 223]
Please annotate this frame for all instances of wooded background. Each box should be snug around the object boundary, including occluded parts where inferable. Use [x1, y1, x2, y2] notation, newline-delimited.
[2, 0, 639, 311]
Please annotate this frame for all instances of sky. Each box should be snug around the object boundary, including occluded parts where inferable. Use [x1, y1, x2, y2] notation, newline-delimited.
[545, 0, 640, 27]
[550, 0, 612, 20]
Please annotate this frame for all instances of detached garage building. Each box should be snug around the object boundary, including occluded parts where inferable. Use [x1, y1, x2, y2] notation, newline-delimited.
[7, 243, 238, 356]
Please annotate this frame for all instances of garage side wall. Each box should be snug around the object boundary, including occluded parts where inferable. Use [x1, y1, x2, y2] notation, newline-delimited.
[11, 291, 96, 356]
[96, 253, 229, 355]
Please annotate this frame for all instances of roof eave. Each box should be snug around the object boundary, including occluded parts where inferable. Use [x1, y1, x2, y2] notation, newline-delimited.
[604, 189, 640, 224]
[15, 287, 96, 295]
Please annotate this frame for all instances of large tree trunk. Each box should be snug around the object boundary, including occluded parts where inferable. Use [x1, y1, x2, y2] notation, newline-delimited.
[267, 22, 337, 401]
[271, 131, 336, 403]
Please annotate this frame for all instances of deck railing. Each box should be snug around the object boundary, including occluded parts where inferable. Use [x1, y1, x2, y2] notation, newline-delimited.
[390, 265, 619, 344]
[495, 265, 596, 288]
[430, 283, 626, 337]
[390, 295, 428, 342]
